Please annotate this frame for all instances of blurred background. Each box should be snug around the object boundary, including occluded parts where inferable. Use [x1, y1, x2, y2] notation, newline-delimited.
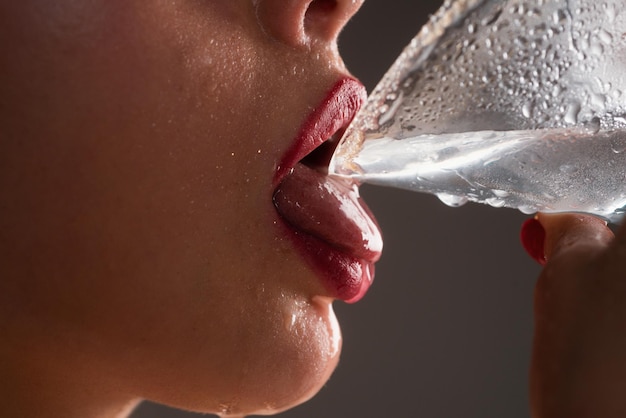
[132, 1, 539, 417]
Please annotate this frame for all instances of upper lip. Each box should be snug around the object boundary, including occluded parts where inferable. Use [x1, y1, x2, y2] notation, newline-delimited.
[273, 77, 367, 185]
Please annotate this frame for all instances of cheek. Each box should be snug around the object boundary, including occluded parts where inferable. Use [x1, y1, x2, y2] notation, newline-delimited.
[2, 1, 345, 414]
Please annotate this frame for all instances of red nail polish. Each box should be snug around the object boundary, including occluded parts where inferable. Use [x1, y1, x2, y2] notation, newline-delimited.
[520, 218, 546, 265]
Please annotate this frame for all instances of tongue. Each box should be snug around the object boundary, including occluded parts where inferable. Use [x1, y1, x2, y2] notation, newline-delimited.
[273, 164, 382, 261]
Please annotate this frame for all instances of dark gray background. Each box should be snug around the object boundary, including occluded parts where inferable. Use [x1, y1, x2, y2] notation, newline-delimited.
[132, 1, 539, 417]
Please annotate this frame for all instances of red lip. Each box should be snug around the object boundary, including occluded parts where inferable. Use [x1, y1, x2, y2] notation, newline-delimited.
[273, 78, 368, 186]
[273, 78, 383, 303]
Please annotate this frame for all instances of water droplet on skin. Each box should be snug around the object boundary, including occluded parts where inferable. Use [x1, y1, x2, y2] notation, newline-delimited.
[263, 402, 278, 413]
[284, 312, 297, 332]
[216, 401, 240, 417]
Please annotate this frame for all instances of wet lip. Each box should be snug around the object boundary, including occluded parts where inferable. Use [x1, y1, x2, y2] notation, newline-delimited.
[273, 78, 383, 303]
[273, 78, 368, 186]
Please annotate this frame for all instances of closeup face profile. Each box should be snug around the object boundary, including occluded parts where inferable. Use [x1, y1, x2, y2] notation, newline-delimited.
[0, 0, 383, 417]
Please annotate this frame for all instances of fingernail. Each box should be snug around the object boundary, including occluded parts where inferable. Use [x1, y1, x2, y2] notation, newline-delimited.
[520, 218, 547, 265]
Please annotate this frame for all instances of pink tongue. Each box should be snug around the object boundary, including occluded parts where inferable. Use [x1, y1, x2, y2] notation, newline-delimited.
[273, 164, 382, 260]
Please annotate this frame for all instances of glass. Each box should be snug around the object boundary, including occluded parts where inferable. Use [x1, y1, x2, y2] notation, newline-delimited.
[329, 0, 626, 222]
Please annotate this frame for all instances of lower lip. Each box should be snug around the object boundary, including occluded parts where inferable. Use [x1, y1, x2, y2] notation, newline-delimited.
[275, 218, 376, 303]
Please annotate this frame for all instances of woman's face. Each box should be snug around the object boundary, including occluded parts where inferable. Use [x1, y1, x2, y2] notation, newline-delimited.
[0, 0, 381, 415]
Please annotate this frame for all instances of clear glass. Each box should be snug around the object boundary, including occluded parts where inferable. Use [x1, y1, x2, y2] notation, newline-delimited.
[329, 0, 626, 222]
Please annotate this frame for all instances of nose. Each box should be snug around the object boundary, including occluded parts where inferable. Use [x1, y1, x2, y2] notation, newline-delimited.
[254, 0, 364, 48]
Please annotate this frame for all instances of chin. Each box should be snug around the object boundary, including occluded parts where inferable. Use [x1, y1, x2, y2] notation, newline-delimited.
[149, 296, 342, 417]
[227, 296, 342, 416]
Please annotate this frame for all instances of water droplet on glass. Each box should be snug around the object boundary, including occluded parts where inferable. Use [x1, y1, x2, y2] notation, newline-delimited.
[522, 101, 534, 118]
[564, 101, 581, 124]
[518, 204, 539, 215]
[589, 41, 604, 56]
[605, 3, 617, 22]
[590, 92, 606, 110]
[584, 116, 601, 134]
[553, 9, 568, 24]
[552, 84, 563, 97]
[329, 0, 626, 222]
[492, 189, 510, 198]
[560, 164, 578, 174]
[598, 29, 613, 44]
[437, 193, 469, 207]
[486, 197, 506, 207]
[611, 137, 626, 154]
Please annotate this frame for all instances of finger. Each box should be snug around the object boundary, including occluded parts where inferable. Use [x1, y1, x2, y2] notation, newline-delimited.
[521, 213, 614, 265]
[611, 216, 626, 251]
[538, 213, 614, 261]
[529, 214, 621, 417]
[520, 217, 548, 265]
